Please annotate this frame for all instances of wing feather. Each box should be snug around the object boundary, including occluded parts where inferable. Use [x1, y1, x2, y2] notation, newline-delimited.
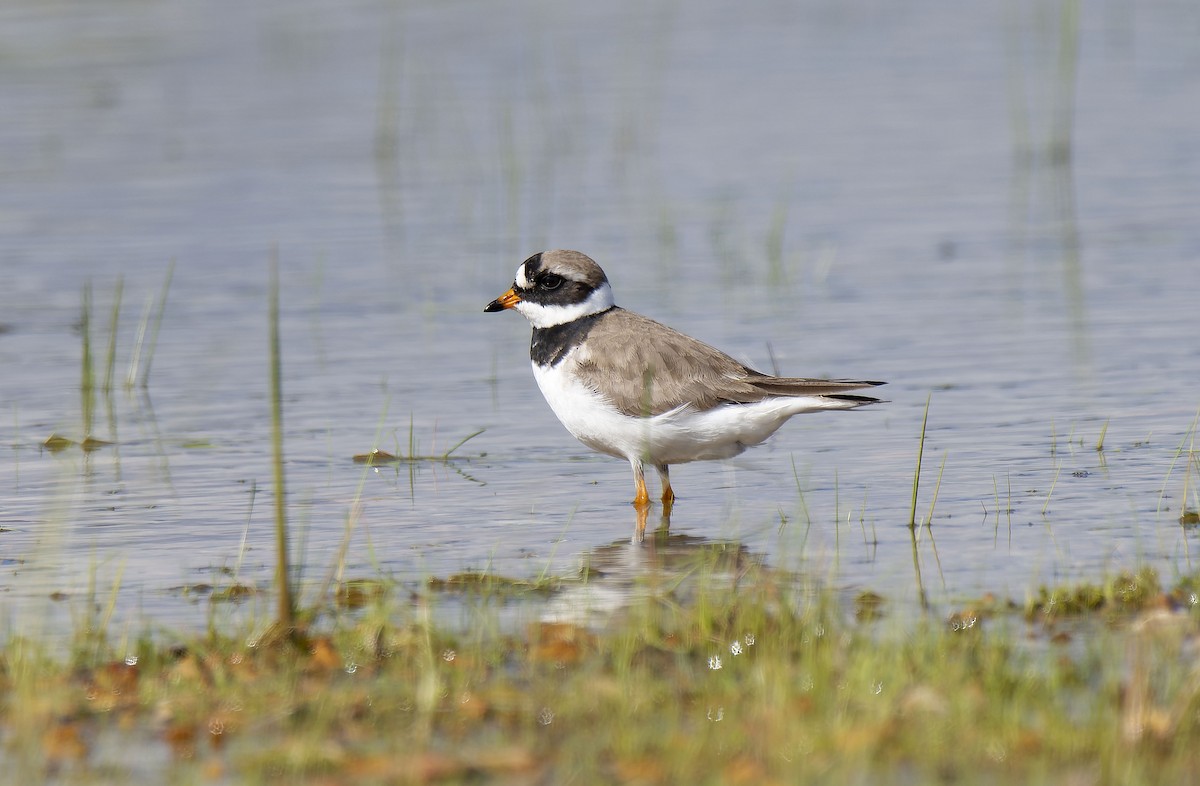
[571, 309, 883, 417]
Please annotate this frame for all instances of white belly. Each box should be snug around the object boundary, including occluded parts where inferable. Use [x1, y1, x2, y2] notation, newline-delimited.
[531, 360, 834, 466]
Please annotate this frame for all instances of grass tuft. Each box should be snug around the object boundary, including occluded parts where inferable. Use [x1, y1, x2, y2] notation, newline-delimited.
[5, 563, 1200, 782]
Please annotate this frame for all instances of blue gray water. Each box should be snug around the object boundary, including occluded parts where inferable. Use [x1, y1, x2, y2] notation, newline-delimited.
[2, 0, 1198, 633]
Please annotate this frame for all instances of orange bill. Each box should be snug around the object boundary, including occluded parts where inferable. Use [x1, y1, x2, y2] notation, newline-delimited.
[484, 287, 522, 312]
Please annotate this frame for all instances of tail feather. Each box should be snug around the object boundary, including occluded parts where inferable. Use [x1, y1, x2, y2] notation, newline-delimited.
[749, 376, 885, 398]
[821, 392, 885, 409]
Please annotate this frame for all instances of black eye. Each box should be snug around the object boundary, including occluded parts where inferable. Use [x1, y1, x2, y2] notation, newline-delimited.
[539, 274, 564, 290]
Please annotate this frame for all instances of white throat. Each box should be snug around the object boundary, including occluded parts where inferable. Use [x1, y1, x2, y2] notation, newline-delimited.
[515, 281, 616, 328]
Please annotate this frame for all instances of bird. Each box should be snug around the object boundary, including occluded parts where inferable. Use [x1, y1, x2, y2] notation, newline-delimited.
[485, 250, 884, 511]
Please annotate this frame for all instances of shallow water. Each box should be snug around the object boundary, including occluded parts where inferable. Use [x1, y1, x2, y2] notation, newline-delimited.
[1, 0, 1198, 633]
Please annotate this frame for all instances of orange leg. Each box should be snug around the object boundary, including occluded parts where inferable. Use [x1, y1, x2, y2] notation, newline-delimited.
[655, 464, 675, 509]
[631, 461, 650, 508]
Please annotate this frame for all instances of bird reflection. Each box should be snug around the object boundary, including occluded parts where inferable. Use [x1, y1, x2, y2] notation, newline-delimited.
[632, 497, 672, 544]
[542, 506, 761, 625]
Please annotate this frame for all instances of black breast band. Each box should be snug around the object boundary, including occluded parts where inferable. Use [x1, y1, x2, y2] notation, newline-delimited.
[530, 308, 614, 367]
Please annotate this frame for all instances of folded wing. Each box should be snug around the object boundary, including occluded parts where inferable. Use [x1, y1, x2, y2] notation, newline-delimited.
[573, 309, 883, 417]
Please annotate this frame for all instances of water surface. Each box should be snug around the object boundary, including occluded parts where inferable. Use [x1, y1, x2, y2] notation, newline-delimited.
[2, 0, 1198, 633]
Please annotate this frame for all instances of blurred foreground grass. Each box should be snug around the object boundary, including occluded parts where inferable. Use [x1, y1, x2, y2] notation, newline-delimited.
[3, 564, 1200, 784]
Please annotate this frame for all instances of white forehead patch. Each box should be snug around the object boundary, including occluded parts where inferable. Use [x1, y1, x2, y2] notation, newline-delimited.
[515, 263, 531, 289]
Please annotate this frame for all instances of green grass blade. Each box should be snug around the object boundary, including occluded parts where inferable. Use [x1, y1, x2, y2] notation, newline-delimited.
[909, 393, 931, 530]
[103, 276, 123, 394]
[268, 251, 294, 631]
[442, 428, 485, 459]
[80, 283, 95, 437]
[137, 260, 174, 389]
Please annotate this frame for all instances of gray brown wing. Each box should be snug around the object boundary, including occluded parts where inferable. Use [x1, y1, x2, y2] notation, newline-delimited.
[573, 309, 883, 417]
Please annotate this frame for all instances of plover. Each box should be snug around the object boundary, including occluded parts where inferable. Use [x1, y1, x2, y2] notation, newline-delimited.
[486, 250, 884, 510]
